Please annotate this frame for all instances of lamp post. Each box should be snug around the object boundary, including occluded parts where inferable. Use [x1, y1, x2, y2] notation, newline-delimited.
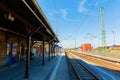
[75, 35, 76, 50]
[112, 31, 115, 47]
[112, 31, 116, 58]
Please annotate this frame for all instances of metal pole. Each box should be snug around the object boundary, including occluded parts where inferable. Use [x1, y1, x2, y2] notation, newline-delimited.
[48, 43, 50, 61]
[75, 37, 76, 50]
[51, 44, 53, 59]
[42, 40, 45, 65]
[112, 31, 115, 46]
[25, 36, 31, 78]
[53, 44, 55, 57]
[112, 31, 116, 58]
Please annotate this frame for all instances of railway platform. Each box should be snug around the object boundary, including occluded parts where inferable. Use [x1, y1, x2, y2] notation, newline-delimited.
[0, 52, 70, 80]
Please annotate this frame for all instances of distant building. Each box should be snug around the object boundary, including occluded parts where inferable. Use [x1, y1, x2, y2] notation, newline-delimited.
[107, 45, 120, 50]
[81, 43, 92, 52]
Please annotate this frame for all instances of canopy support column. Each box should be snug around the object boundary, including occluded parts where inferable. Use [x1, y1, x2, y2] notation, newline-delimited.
[42, 40, 45, 65]
[51, 44, 53, 59]
[48, 43, 51, 61]
[53, 43, 55, 57]
[24, 35, 31, 78]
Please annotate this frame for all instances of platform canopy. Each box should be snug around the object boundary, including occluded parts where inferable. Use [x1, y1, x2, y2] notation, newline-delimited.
[0, 0, 59, 42]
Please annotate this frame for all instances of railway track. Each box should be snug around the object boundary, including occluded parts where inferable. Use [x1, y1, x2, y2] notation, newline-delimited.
[71, 51, 120, 71]
[66, 52, 100, 80]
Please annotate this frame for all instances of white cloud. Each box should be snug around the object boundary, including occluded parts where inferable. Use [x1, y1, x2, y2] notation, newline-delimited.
[60, 9, 68, 20]
[47, 9, 60, 22]
[78, 0, 88, 13]
[95, 1, 98, 6]
[48, 9, 59, 17]
[60, 8, 77, 22]
[48, 9, 78, 22]
[48, 12, 54, 16]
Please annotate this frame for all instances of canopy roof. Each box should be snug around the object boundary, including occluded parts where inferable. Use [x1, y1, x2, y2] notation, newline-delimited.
[0, 0, 59, 42]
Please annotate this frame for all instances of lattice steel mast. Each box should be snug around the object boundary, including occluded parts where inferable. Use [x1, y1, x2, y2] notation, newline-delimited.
[100, 7, 106, 49]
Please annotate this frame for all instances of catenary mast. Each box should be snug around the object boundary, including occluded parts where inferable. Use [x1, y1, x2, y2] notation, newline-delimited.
[100, 7, 106, 50]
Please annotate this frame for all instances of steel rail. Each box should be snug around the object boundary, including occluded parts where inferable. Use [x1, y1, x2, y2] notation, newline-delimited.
[66, 52, 100, 80]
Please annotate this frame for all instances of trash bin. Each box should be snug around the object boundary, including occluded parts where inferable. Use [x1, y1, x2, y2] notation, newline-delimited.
[11, 55, 16, 65]
[6, 55, 11, 65]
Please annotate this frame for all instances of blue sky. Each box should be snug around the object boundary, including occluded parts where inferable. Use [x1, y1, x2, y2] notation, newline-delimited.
[37, 0, 120, 48]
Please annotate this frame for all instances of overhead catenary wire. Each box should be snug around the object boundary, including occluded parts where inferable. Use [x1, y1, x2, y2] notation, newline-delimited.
[73, 0, 98, 48]
[74, 0, 98, 34]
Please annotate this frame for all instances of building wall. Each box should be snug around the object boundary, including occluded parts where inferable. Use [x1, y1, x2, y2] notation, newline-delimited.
[0, 31, 27, 66]
[0, 32, 7, 61]
[81, 44, 92, 52]
[109, 45, 120, 50]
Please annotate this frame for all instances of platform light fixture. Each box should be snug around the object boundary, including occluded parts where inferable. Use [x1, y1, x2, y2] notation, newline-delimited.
[4, 13, 15, 21]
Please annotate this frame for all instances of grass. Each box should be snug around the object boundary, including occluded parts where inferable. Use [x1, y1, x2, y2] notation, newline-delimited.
[91, 49, 120, 59]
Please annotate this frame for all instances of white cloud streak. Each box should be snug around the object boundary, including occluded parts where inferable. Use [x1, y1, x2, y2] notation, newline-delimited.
[60, 8, 78, 22]
[48, 9, 78, 22]
[60, 9, 68, 20]
[78, 0, 88, 13]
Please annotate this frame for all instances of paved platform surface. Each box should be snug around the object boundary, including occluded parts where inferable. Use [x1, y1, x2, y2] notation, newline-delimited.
[54, 53, 70, 80]
[0, 52, 70, 80]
